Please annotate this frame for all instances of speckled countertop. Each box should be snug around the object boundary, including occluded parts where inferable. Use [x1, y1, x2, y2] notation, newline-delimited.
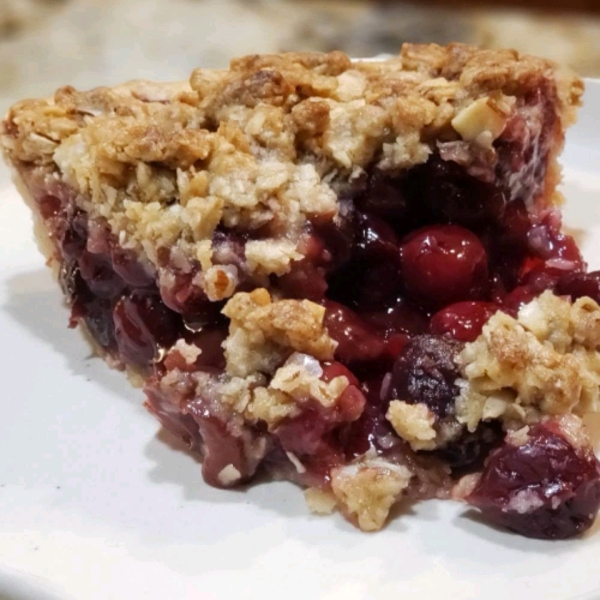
[0, 0, 599, 112]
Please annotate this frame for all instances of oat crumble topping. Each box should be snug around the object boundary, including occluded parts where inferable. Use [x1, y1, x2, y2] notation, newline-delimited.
[1, 44, 582, 302]
[456, 291, 600, 431]
[330, 458, 413, 531]
[386, 400, 438, 451]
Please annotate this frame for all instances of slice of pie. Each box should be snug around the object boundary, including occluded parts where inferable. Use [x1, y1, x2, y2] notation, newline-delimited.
[5, 43, 600, 539]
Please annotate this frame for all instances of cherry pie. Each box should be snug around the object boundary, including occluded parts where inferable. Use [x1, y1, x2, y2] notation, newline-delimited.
[5, 43, 600, 539]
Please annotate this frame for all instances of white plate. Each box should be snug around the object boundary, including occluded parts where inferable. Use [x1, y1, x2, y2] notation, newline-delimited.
[1, 81, 600, 600]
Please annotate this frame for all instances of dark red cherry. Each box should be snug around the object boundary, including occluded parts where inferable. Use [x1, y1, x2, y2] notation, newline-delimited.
[278, 233, 329, 301]
[78, 250, 127, 300]
[361, 296, 429, 337]
[358, 169, 409, 220]
[501, 285, 538, 316]
[419, 156, 506, 226]
[341, 375, 401, 459]
[61, 261, 117, 352]
[162, 326, 227, 372]
[527, 224, 584, 267]
[159, 270, 214, 322]
[385, 335, 463, 418]
[467, 421, 600, 539]
[430, 301, 499, 342]
[188, 412, 259, 488]
[38, 194, 62, 220]
[111, 245, 155, 287]
[60, 211, 88, 260]
[324, 301, 389, 366]
[437, 422, 503, 472]
[556, 271, 600, 304]
[113, 291, 181, 368]
[354, 212, 400, 262]
[400, 225, 488, 310]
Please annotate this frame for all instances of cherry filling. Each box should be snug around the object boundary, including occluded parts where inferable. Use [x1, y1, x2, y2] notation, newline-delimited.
[29, 103, 600, 538]
[400, 225, 489, 311]
[466, 422, 600, 540]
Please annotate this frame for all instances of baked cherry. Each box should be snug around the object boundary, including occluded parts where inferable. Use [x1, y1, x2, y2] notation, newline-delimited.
[329, 212, 403, 309]
[188, 412, 260, 488]
[162, 326, 227, 372]
[38, 194, 62, 220]
[342, 375, 401, 458]
[312, 205, 355, 271]
[160, 270, 215, 323]
[385, 335, 463, 418]
[324, 301, 395, 366]
[527, 223, 583, 267]
[357, 169, 410, 221]
[437, 422, 503, 472]
[60, 211, 88, 260]
[418, 156, 506, 226]
[556, 271, 600, 304]
[78, 250, 127, 300]
[466, 421, 600, 539]
[354, 212, 400, 262]
[273, 362, 366, 486]
[113, 290, 181, 368]
[61, 261, 117, 351]
[278, 233, 329, 301]
[111, 245, 155, 288]
[361, 296, 428, 337]
[430, 301, 499, 342]
[278, 258, 328, 301]
[400, 224, 489, 310]
[501, 285, 538, 316]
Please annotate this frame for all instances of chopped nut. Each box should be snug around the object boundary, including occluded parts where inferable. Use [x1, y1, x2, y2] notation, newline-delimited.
[451, 96, 508, 146]
[217, 464, 242, 486]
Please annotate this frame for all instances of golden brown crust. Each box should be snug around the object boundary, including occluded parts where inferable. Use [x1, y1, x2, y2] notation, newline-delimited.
[1, 44, 583, 305]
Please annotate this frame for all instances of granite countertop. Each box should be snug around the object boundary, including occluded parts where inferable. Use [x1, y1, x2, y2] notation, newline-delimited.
[0, 0, 599, 112]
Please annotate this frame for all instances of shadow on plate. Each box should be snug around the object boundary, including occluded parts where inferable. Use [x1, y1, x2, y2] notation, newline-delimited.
[0, 568, 71, 600]
[3, 269, 140, 402]
[452, 509, 582, 552]
[144, 427, 312, 519]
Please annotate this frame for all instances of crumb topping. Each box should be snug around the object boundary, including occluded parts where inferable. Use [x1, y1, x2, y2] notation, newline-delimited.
[268, 352, 348, 409]
[1, 44, 583, 303]
[186, 353, 347, 433]
[304, 488, 338, 515]
[229, 352, 349, 430]
[330, 458, 412, 531]
[171, 338, 203, 365]
[386, 400, 438, 451]
[221, 288, 336, 378]
[456, 291, 600, 431]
